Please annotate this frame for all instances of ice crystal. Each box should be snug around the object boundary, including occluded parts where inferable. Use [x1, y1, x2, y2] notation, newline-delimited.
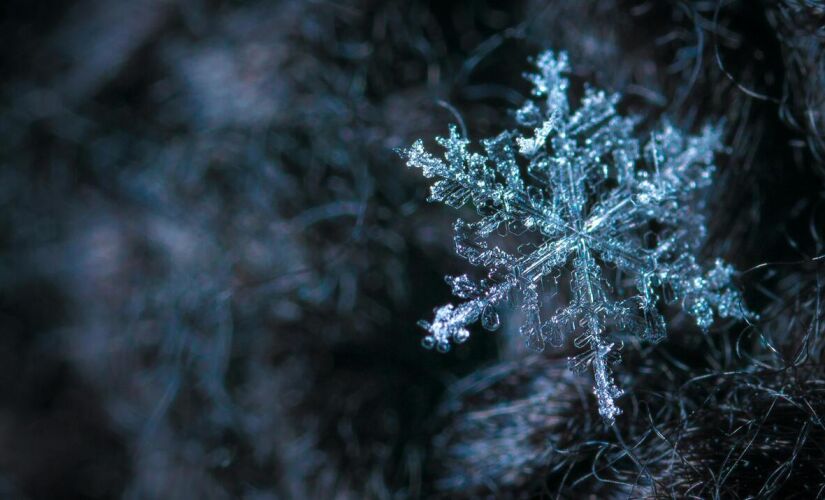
[399, 50, 752, 424]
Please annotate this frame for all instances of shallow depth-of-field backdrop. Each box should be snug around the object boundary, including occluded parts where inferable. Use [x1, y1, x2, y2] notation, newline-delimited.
[1, 1, 824, 498]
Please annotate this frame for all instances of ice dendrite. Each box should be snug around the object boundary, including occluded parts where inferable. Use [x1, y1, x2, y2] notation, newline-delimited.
[399, 50, 751, 423]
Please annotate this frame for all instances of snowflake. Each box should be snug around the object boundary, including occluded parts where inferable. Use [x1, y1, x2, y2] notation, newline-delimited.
[399, 50, 753, 423]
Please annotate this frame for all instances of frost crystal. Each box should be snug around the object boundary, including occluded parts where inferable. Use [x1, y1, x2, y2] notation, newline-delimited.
[399, 50, 753, 424]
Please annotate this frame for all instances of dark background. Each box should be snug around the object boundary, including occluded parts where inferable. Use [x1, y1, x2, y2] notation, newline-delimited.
[1, 0, 823, 498]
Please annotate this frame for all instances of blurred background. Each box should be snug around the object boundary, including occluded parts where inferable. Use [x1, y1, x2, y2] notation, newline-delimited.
[1, 0, 824, 498]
